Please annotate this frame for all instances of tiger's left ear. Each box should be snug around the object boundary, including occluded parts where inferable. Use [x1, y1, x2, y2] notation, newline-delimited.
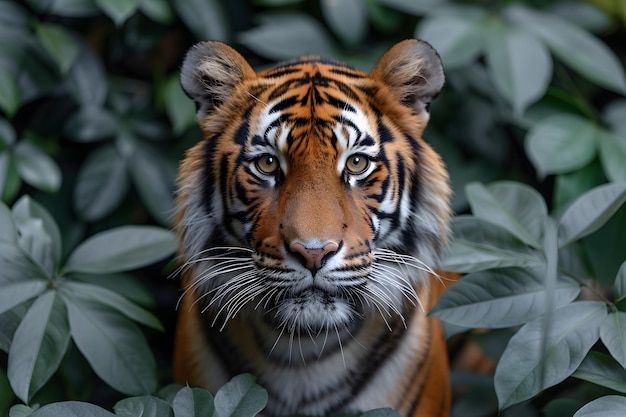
[371, 39, 444, 115]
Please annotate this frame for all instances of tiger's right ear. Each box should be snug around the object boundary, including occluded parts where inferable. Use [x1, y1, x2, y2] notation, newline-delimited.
[180, 41, 256, 118]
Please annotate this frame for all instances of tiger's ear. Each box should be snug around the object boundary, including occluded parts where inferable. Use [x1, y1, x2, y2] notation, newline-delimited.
[180, 41, 257, 118]
[370, 39, 444, 115]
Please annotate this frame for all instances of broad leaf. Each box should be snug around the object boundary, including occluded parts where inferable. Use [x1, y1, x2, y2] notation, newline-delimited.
[0, 65, 20, 117]
[164, 75, 195, 135]
[320, 0, 367, 45]
[0, 241, 49, 285]
[29, 401, 115, 417]
[604, 99, 626, 137]
[415, 11, 484, 70]
[68, 47, 108, 106]
[558, 182, 626, 247]
[64, 225, 176, 274]
[614, 261, 626, 301]
[0, 152, 20, 202]
[138, 0, 174, 24]
[573, 395, 626, 417]
[431, 268, 579, 328]
[173, 386, 214, 417]
[63, 281, 163, 330]
[466, 182, 545, 248]
[8, 291, 70, 403]
[95, 0, 139, 26]
[485, 25, 551, 115]
[0, 201, 15, 242]
[0, 280, 47, 316]
[600, 312, 626, 368]
[573, 351, 626, 394]
[73, 144, 129, 222]
[238, 13, 336, 60]
[63, 105, 118, 142]
[72, 272, 156, 308]
[525, 113, 597, 178]
[173, 0, 227, 41]
[35, 23, 81, 74]
[14, 141, 62, 193]
[506, 5, 626, 94]
[439, 216, 543, 273]
[114, 396, 173, 417]
[377, 0, 444, 15]
[598, 130, 626, 182]
[495, 301, 607, 409]
[12, 195, 62, 268]
[63, 294, 157, 395]
[214, 374, 268, 417]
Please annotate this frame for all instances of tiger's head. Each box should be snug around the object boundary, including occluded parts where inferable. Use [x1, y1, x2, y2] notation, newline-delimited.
[176, 40, 450, 336]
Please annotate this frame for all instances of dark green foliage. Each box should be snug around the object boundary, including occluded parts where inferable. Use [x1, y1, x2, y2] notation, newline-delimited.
[0, 0, 625, 416]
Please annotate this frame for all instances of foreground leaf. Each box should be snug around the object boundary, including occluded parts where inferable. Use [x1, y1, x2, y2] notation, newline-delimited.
[0, 242, 49, 285]
[495, 301, 607, 409]
[431, 268, 579, 328]
[8, 291, 70, 403]
[63, 294, 157, 395]
[614, 261, 626, 301]
[573, 395, 626, 417]
[29, 401, 115, 417]
[598, 130, 626, 182]
[64, 225, 176, 274]
[558, 182, 626, 248]
[114, 396, 173, 417]
[573, 351, 626, 393]
[0, 280, 47, 316]
[172, 386, 214, 417]
[214, 374, 268, 417]
[0, 201, 15, 242]
[600, 312, 626, 368]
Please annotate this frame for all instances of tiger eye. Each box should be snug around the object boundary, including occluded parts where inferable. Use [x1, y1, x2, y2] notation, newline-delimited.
[345, 154, 370, 175]
[255, 154, 279, 175]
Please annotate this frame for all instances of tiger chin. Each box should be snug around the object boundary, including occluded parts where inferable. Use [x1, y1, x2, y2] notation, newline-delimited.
[173, 39, 452, 417]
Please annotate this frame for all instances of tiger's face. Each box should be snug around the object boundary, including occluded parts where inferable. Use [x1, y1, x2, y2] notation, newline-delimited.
[177, 40, 450, 336]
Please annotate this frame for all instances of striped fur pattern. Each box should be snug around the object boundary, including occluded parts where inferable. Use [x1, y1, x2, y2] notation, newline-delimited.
[174, 40, 451, 417]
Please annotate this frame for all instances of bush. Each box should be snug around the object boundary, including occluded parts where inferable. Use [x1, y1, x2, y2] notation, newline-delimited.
[0, 0, 625, 416]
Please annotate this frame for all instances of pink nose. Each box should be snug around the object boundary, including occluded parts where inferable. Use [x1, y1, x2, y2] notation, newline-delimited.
[289, 241, 339, 271]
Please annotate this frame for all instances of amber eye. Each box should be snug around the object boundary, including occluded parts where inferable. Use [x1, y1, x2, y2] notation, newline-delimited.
[255, 154, 280, 175]
[345, 154, 370, 175]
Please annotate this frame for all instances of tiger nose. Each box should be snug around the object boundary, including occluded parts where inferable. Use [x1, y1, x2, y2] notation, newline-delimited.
[288, 241, 339, 273]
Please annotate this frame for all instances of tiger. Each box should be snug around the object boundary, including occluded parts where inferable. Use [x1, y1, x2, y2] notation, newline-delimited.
[173, 39, 452, 417]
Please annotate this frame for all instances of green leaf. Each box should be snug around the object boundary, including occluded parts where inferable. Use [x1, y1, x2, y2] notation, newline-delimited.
[614, 261, 626, 300]
[173, 0, 227, 41]
[506, 5, 626, 94]
[35, 23, 81, 74]
[172, 386, 214, 417]
[127, 142, 175, 226]
[439, 216, 543, 273]
[377, 0, 445, 15]
[14, 141, 62, 193]
[495, 301, 607, 409]
[0, 64, 20, 117]
[431, 268, 579, 328]
[63, 294, 157, 396]
[525, 113, 598, 178]
[29, 401, 115, 417]
[0, 151, 20, 203]
[8, 291, 70, 403]
[600, 312, 626, 368]
[214, 374, 268, 417]
[12, 195, 62, 268]
[8, 404, 36, 417]
[114, 396, 173, 417]
[604, 99, 626, 137]
[73, 144, 129, 222]
[573, 395, 626, 417]
[238, 13, 336, 60]
[0, 242, 49, 285]
[320, 0, 367, 45]
[0, 201, 16, 243]
[64, 225, 176, 274]
[415, 11, 484, 70]
[598, 130, 626, 182]
[573, 351, 626, 393]
[95, 0, 139, 26]
[466, 182, 545, 249]
[63, 281, 162, 330]
[163, 75, 195, 135]
[64, 105, 118, 142]
[71, 272, 156, 308]
[485, 25, 552, 116]
[558, 182, 626, 248]
[68, 47, 108, 106]
[0, 280, 47, 316]
[138, 0, 174, 24]
[0, 118, 16, 146]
